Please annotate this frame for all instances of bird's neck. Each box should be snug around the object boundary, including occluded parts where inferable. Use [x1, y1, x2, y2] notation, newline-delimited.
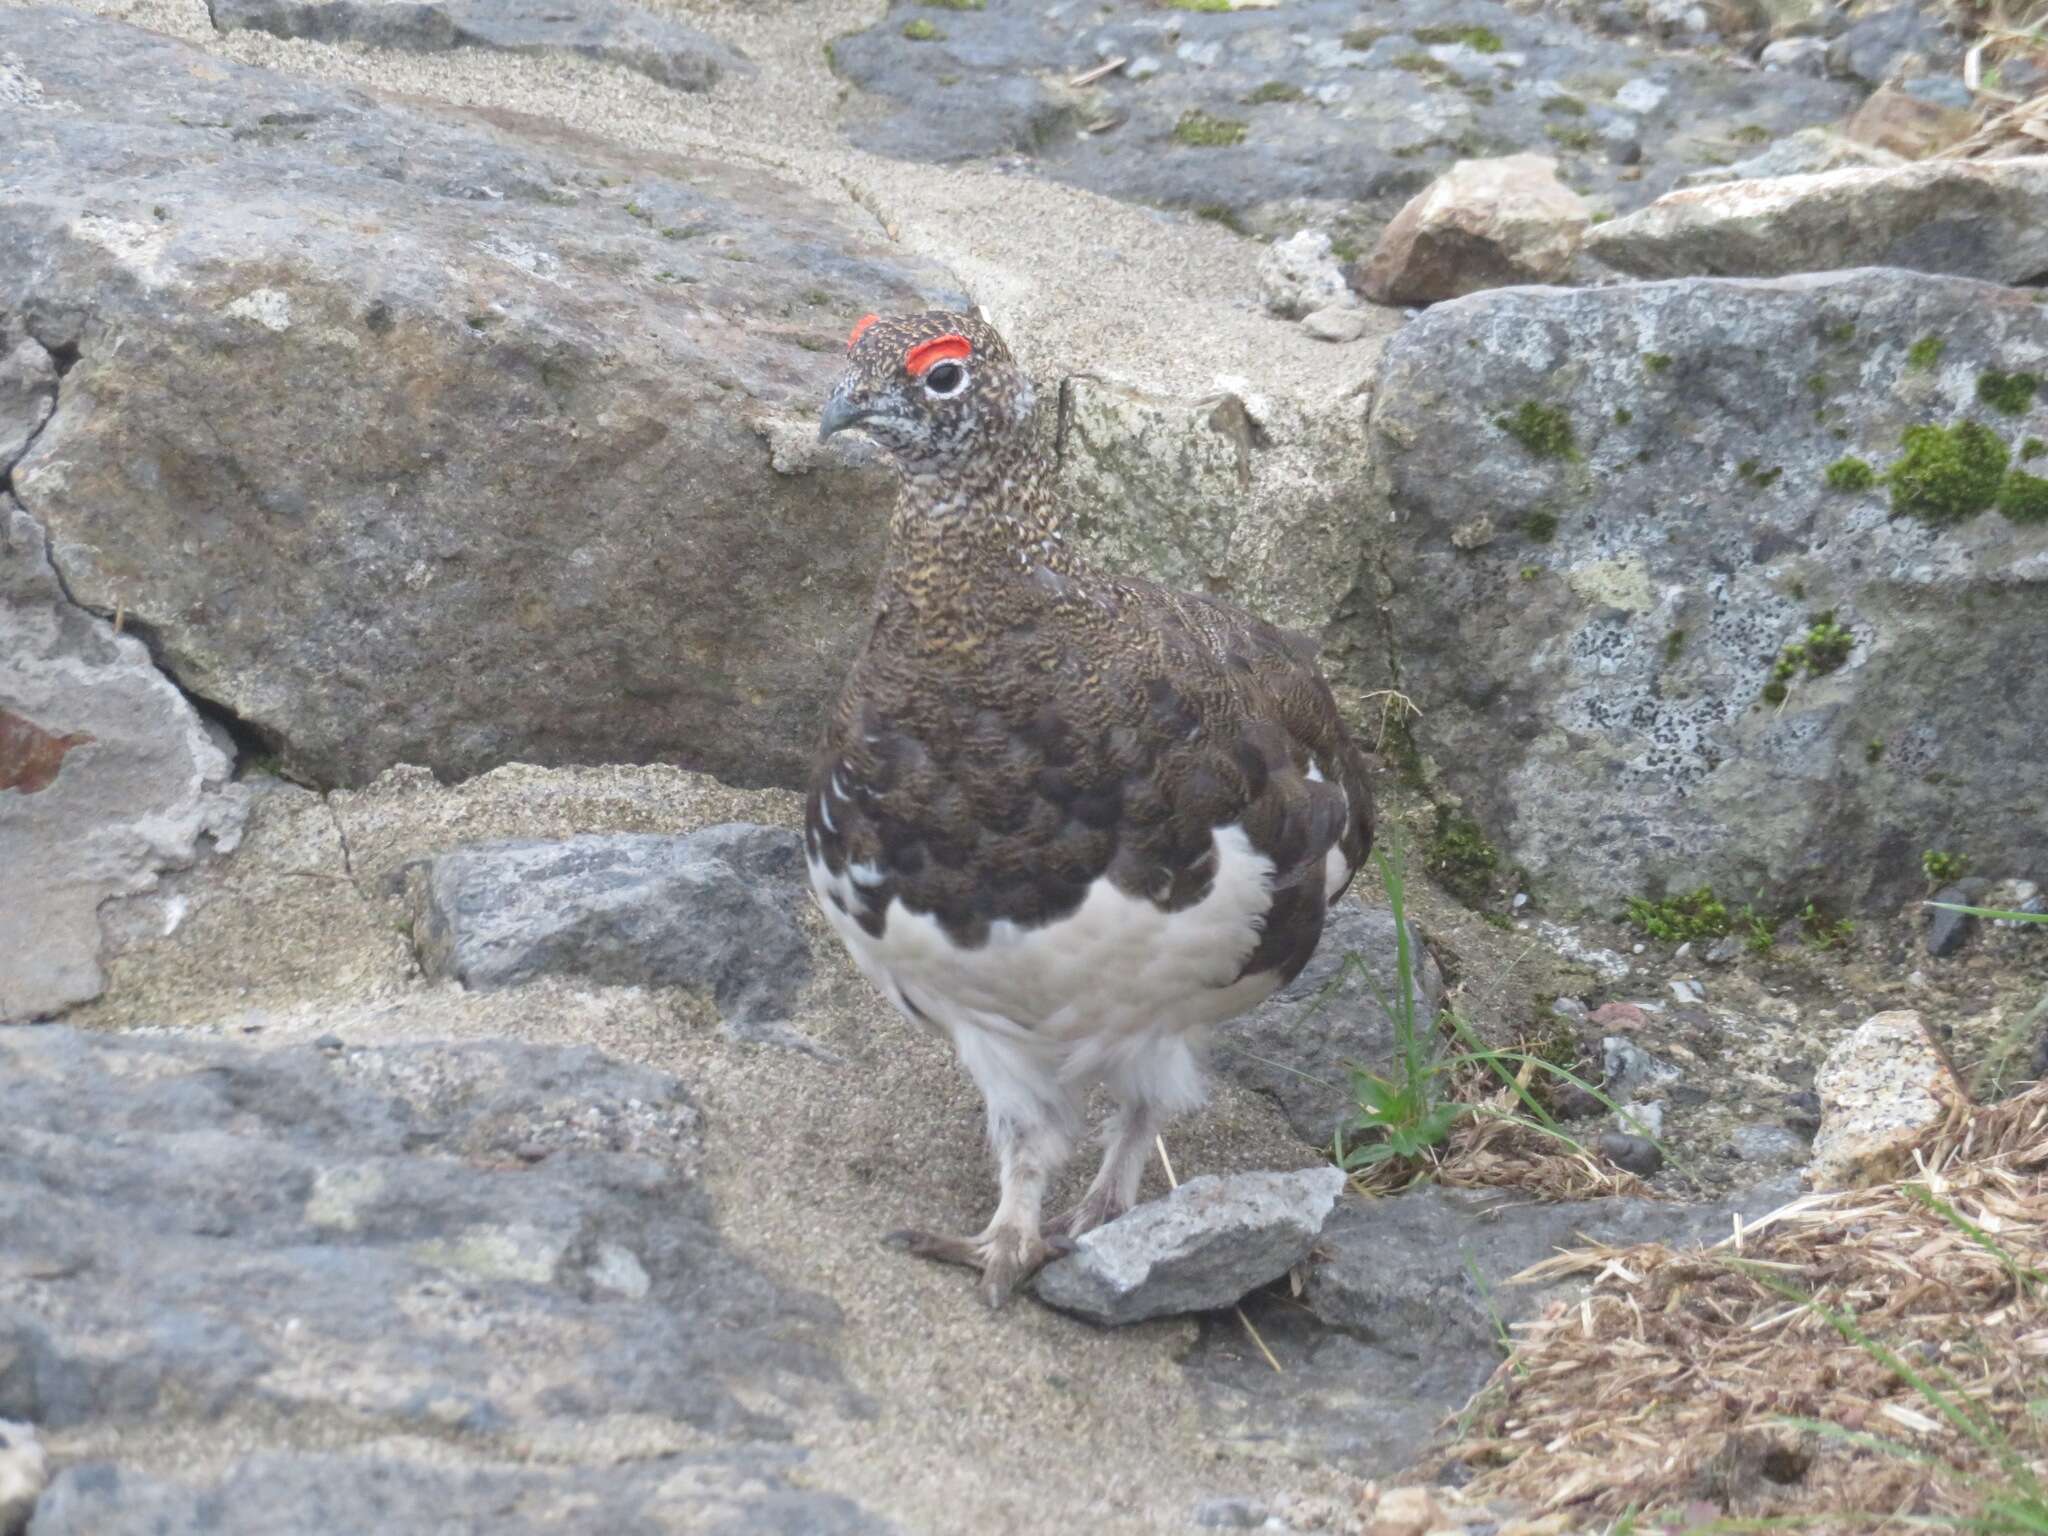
[875, 435, 1080, 647]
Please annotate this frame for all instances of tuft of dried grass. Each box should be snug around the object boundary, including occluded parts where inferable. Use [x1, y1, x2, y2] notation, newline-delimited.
[1442, 1078, 2048, 1530]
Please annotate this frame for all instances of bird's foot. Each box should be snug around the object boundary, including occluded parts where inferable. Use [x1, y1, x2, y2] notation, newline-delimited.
[1044, 1189, 1129, 1242]
[882, 1225, 1072, 1309]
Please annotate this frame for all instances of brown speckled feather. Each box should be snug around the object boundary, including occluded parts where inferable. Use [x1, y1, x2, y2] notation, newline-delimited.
[806, 312, 1373, 991]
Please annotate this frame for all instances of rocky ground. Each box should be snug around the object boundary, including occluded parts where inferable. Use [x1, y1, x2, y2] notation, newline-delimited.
[4, 0, 2046, 1528]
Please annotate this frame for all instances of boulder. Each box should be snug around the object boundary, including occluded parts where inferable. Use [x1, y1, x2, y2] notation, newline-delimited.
[206, 0, 748, 92]
[1812, 1009, 1946, 1186]
[1366, 269, 2048, 914]
[1258, 230, 1354, 320]
[1357, 155, 1590, 307]
[1212, 902, 1444, 1148]
[1032, 1166, 1345, 1325]
[1842, 85, 1978, 159]
[412, 825, 813, 1038]
[0, 502, 246, 1021]
[1586, 158, 2048, 284]
[1674, 126, 1905, 189]
[1, 8, 961, 792]
[0, 1026, 880, 1530]
[1826, 5, 1955, 87]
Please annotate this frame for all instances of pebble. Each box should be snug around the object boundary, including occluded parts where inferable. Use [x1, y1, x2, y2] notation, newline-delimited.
[1602, 1036, 1678, 1097]
[1616, 1098, 1665, 1138]
[1191, 1495, 1268, 1529]
[1301, 305, 1371, 343]
[1759, 36, 1828, 73]
[313, 1033, 345, 1053]
[1669, 977, 1705, 1004]
[1926, 879, 1989, 957]
[1599, 1131, 1664, 1176]
[1551, 996, 1588, 1021]
[1615, 77, 1669, 113]
[1369, 1486, 1442, 1536]
[1704, 935, 1742, 965]
[1729, 1122, 1810, 1165]
[1589, 1001, 1648, 1031]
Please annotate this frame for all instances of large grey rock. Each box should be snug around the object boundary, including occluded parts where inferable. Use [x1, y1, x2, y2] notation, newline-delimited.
[1367, 269, 2048, 914]
[29, 1451, 888, 1536]
[412, 825, 812, 1036]
[1826, 5, 1955, 86]
[1, 9, 960, 792]
[1588, 159, 2048, 284]
[207, 0, 748, 92]
[828, 0, 1857, 241]
[0, 502, 246, 1021]
[1032, 1167, 1345, 1325]
[1184, 1181, 1794, 1477]
[0, 1027, 880, 1530]
[1212, 902, 1444, 1149]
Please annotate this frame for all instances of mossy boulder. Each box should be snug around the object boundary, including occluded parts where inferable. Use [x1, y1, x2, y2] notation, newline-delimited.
[1363, 270, 2048, 913]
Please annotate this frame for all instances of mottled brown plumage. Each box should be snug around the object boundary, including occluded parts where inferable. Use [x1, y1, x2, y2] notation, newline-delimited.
[808, 312, 1373, 1305]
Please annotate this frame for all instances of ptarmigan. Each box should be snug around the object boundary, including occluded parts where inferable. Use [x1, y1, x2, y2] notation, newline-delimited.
[809, 311, 1374, 1307]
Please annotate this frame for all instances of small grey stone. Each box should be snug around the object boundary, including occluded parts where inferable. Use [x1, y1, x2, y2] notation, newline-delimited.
[1032, 1167, 1345, 1325]
[1704, 936, 1743, 965]
[1551, 996, 1589, 1021]
[1902, 76, 1973, 109]
[1615, 1099, 1665, 1138]
[1826, 5, 1953, 86]
[1760, 36, 1828, 74]
[1615, 77, 1669, 114]
[1192, 1495, 1268, 1528]
[312, 1034, 343, 1053]
[1729, 1122, 1809, 1165]
[1301, 305, 1370, 343]
[1599, 1131, 1664, 1176]
[1127, 54, 1162, 80]
[1551, 1082, 1605, 1121]
[1669, 977, 1705, 1004]
[412, 826, 811, 1038]
[1926, 879, 1990, 957]
[1603, 1037, 1679, 1100]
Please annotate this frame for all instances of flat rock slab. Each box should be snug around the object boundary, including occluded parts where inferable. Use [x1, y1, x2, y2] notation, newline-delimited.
[1032, 1166, 1345, 1325]
[1588, 157, 2048, 284]
[0, 1027, 877, 1531]
[1811, 1008, 1945, 1187]
[1368, 268, 2048, 914]
[829, 0, 1858, 239]
[1184, 1180, 1796, 1477]
[413, 824, 811, 1037]
[1212, 902, 1444, 1149]
[2, 8, 960, 793]
[208, 0, 748, 92]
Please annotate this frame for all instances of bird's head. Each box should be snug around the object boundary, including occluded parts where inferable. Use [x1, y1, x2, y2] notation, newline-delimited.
[817, 310, 1034, 476]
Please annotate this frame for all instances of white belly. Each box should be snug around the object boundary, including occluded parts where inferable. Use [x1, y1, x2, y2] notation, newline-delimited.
[808, 823, 1284, 1069]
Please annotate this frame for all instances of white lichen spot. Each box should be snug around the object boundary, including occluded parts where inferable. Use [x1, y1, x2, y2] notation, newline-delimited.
[69, 213, 172, 282]
[1566, 553, 1654, 613]
[226, 289, 293, 332]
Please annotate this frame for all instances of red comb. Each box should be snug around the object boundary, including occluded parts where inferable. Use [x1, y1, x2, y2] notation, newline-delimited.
[904, 333, 971, 376]
[848, 313, 879, 349]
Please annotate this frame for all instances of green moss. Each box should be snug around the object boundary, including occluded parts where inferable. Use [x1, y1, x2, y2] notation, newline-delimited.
[1643, 352, 1673, 374]
[1544, 122, 1595, 151]
[1412, 22, 1504, 49]
[1520, 565, 1541, 580]
[1522, 510, 1559, 542]
[2022, 437, 2046, 462]
[1244, 80, 1307, 104]
[1761, 679, 1789, 706]
[1905, 335, 1944, 371]
[1663, 628, 1685, 664]
[918, 0, 985, 8]
[1427, 810, 1500, 907]
[1393, 51, 1454, 80]
[1172, 110, 1248, 147]
[1341, 25, 1387, 48]
[1625, 887, 1731, 943]
[1731, 123, 1771, 144]
[1192, 203, 1250, 235]
[1799, 613, 1852, 674]
[1922, 849, 1968, 884]
[1999, 467, 2048, 524]
[1737, 459, 1783, 490]
[1459, 80, 1496, 104]
[1806, 373, 1829, 396]
[1825, 322, 1856, 345]
[1824, 457, 1875, 492]
[1977, 369, 2041, 415]
[1166, 0, 1232, 9]
[1543, 93, 1587, 115]
[901, 17, 941, 38]
[1885, 421, 2009, 524]
[1494, 401, 1576, 460]
[1865, 737, 1885, 764]
[1614, 406, 1633, 425]
[1799, 901, 1853, 950]
[1327, 234, 1362, 264]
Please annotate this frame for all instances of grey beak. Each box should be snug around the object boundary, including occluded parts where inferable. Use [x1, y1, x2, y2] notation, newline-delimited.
[817, 385, 867, 443]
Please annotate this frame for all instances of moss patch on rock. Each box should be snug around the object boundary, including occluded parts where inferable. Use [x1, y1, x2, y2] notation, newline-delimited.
[1978, 370, 2040, 415]
[1824, 457, 1875, 492]
[1172, 110, 1248, 147]
[1885, 421, 2008, 523]
[1495, 401, 1576, 460]
[1625, 886, 1730, 942]
[1999, 468, 2048, 524]
[1427, 810, 1500, 908]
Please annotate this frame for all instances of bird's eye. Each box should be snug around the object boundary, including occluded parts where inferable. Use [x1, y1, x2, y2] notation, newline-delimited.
[922, 361, 967, 397]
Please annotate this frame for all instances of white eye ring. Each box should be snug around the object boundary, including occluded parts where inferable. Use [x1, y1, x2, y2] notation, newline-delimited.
[922, 361, 969, 398]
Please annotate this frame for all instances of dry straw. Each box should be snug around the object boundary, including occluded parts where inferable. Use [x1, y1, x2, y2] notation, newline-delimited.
[1442, 1077, 2048, 1529]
